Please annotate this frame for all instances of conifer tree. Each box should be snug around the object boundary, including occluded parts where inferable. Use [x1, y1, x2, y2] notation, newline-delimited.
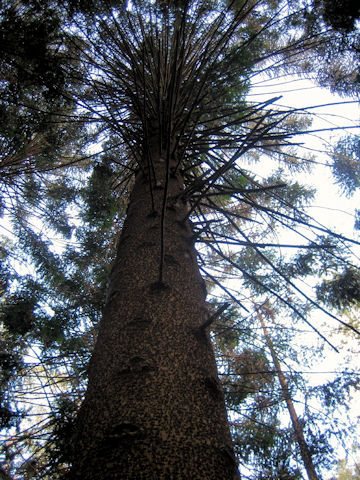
[1, 0, 360, 479]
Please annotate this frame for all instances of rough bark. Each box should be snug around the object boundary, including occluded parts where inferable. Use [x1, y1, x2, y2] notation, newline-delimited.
[68, 148, 239, 479]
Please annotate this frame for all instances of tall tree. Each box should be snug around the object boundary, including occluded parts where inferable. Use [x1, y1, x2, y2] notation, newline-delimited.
[253, 299, 319, 480]
[1, 0, 360, 479]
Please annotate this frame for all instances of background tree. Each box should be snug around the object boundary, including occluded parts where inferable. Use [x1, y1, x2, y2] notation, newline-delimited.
[0, 0, 360, 478]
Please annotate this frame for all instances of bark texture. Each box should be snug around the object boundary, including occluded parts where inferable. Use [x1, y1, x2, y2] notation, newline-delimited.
[68, 151, 239, 479]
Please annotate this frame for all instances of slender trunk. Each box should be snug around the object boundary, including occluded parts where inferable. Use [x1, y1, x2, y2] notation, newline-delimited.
[255, 305, 320, 480]
[68, 149, 239, 479]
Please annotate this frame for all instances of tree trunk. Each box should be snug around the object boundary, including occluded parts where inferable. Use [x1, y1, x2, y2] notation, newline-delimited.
[255, 303, 320, 480]
[68, 148, 239, 479]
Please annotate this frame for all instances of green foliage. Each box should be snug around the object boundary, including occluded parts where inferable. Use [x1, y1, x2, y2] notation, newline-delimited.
[82, 161, 123, 228]
[234, 418, 301, 480]
[320, 0, 360, 32]
[331, 136, 360, 197]
[332, 455, 360, 480]
[286, 0, 360, 97]
[0, 5, 64, 99]
[1, 294, 36, 336]
[47, 395, 79, 472]
[0, 345, 23, 429]
[317, 268, 360, 309]
[310, 374, 360, 411]
[226, 348, 275, 404]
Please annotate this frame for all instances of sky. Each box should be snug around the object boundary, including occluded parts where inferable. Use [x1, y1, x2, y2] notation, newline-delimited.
[247, 76, 360, 476]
